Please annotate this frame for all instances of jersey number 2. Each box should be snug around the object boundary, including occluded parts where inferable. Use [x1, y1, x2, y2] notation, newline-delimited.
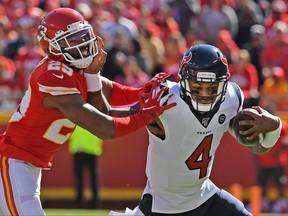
[185, 134, 212, 179]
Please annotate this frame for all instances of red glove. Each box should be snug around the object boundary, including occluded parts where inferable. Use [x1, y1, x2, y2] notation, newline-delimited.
[139, 72, 171, 98]
[112, 84, 176, 138]
[110, 72, 170, 106]
[139, 85, 176, 118]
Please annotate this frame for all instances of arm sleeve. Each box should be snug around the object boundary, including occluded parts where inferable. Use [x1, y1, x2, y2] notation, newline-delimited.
[109, 82, 141, 106]
[112, 113, 153, 137]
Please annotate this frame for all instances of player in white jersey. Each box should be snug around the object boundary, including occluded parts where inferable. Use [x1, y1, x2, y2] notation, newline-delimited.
[109, 44, 282, 216]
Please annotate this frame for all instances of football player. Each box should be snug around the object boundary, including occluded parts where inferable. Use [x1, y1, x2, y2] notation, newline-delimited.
[0, 8, 176, 216]
[110, 44, 282, 216]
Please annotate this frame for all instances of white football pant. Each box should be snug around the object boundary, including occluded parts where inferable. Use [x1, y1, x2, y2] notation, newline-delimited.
[0, 156, 45, 216]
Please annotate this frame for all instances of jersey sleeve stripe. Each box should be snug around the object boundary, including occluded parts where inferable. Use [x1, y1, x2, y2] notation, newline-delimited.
[38, 83, 80, 95]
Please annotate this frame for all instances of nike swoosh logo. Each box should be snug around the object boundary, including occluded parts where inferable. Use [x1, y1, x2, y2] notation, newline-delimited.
[52, 73, 64, 79]
[142, 105, 157, 111]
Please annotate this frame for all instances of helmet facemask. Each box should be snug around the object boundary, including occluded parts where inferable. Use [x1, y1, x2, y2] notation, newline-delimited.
[49, 21, 98, 69]
[180, 66, 229, 113]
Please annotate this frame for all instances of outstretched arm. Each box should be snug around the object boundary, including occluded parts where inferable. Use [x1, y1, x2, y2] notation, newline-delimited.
[99, 73, 172, 117]
[42, 84, 176, 140]
[101, 72, 171, 106]
[83, 36, 173, 119]
[82, 36, 138, 116]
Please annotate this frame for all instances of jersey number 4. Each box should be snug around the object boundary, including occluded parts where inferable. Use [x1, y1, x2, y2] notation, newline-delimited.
[185, 134, 212, 179]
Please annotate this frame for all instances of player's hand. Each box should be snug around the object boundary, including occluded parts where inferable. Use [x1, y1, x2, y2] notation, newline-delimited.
[84, 36, 107, 74]
[139, 85, 176, 118]
[139, 72, 170, 98]
[239, 106, 280, 140]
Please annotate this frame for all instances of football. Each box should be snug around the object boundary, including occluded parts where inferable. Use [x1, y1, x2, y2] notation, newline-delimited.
[231, 108, 263, 146]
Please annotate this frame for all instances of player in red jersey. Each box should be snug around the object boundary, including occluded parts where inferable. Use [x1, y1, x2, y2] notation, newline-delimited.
[0, 8, 176, 216]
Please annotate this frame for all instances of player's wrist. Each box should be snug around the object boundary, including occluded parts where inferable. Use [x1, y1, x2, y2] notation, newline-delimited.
[85, 72, 102, 92]
[112, 113, 154, 137]
[261, 118, 282, 149]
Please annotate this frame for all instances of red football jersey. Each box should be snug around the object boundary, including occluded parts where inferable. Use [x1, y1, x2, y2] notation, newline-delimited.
[0, 57, 87, 168]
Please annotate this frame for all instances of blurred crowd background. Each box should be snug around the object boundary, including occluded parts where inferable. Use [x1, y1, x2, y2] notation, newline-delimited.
[1, 0, 288, 213]
[2, 0, 288, 115]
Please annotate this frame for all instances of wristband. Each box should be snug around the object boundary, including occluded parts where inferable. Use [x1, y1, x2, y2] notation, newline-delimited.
[261, 118, 282, 148]
[110, 82, 141, 106]
[84, 73, 102, 92]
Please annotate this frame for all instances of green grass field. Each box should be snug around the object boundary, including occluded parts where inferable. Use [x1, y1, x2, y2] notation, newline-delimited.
[44, 209, 288, 216]
[45, 209, 114, 216]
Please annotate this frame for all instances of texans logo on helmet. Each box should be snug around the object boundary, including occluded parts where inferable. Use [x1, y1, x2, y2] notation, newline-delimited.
[180, 52, 192, 68]
[221, 57, 228, 66]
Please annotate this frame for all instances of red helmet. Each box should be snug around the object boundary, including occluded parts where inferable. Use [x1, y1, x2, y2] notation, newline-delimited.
[37, 8, 98, 69]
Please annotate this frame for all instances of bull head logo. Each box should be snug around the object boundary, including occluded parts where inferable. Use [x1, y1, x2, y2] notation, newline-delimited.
[180, 52, 192, 67]
[221, 57, 228, 66]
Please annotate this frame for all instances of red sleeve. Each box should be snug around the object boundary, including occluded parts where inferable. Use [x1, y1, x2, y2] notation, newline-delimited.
[112, 113, 153, 137]
[109, 82, 141, 106]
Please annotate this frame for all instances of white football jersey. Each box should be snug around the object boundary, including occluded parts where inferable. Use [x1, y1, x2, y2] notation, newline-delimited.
[144, 80, 244, 213]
